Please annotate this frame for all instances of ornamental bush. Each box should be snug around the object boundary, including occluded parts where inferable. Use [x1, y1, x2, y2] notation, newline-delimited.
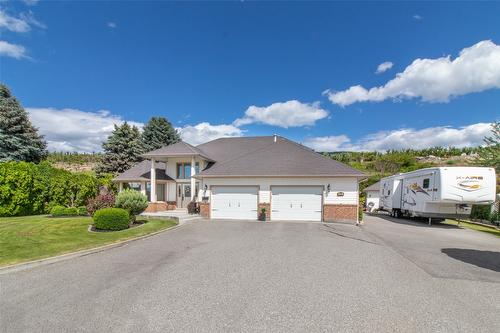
[77, 206, 88, 216]
[115, 189, 148, 222]
[93, 208, 130, 231]
[64, 207, 79, 216]
[50, 205, 66, 217]
[86, 192, 115, 216]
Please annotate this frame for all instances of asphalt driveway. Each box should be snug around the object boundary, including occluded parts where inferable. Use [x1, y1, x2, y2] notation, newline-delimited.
[1, 216, 500, 332]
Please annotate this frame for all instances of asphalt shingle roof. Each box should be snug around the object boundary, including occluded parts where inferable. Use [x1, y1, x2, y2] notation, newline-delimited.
[197, 136, 366, 178]
[114, 160, 173, 182]
[142, 141, 214, 161]
[363, 182, 380, 192]
[115, 136, 366, 181]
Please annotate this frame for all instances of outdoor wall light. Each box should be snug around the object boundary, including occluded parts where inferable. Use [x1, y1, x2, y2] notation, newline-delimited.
[327, 184, 331, 192]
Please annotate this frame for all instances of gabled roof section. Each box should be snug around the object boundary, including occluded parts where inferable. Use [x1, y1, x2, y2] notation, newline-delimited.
[363, 181, 380, 192]
[113, 160, 174, 182]
[142, 141, 214, 161]
[197, 136, 366, 178]
[197, 136, 276, 163]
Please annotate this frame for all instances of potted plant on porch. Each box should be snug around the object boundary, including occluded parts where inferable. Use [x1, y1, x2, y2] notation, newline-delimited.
[258, 207, 267, 221]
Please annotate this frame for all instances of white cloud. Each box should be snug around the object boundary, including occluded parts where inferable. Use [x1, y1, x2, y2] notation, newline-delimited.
[20, 11, 46, 29]
[177, 122, 242, 146]
[107, 22, 117, 28]
[325, 40, 500, 106]
[0, 40, 27, 59]
[375, 61, 393, 74]
[413, 14, 423, 20]
[22, 0, 40, 5]
[234, 100, 328, 128]
[27, 107, 144, 152]
[304, 122, 493, 152]
[0, 9, 30, 32]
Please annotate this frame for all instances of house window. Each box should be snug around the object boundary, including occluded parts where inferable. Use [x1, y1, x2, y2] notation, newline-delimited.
[423, 178, 430, 189]
[176, 162, 200, 179]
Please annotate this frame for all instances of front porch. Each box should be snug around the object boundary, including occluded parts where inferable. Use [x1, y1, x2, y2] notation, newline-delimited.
[113, 141, 212, 213]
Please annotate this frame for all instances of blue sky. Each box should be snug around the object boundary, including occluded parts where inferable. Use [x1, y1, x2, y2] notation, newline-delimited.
[1, 1, 499, 152]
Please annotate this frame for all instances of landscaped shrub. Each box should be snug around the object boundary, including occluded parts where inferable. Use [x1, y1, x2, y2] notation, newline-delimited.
[0, 161, 104, 217]
[470, 205, 491, 221]
[64, 207, 79, 216]
[93, 208, 130, 231]
[77, 206, 88, 216]
[50, 205, 66, 217]
[86, 192, 115, 216]
[115, 189, 148, 222]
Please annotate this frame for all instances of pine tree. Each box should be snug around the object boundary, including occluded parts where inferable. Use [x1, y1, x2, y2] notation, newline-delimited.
[141, 116, 180, 152]
[0, 84, 47, 163]
[96, 122, 144, 174]
[476, 121, 500, 172]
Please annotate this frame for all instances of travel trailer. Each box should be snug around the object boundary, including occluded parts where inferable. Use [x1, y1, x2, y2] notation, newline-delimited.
[379, 167, 496, 221]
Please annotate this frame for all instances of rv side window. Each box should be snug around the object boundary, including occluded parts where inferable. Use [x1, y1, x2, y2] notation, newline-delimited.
[423, 178, 430, 189]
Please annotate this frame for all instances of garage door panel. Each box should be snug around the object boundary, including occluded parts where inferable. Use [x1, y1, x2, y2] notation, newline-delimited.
[271, 186, 322, 221]
[211, 186, 258, 220]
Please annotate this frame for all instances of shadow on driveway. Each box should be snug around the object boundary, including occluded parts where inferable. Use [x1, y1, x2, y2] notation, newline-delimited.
[367, 213, 460, 229]
[441, 248, 500, 273]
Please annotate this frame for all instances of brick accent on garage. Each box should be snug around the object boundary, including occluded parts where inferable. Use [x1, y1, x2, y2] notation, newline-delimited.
[258, 203, 270, 221]
[323, 204, 358, 223]
[199, 202, 210, 218]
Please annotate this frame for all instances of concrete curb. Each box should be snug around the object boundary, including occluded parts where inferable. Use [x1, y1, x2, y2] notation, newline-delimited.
[0, 219, 182, 275]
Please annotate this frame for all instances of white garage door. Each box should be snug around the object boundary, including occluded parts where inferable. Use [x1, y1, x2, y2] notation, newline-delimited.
[211, 186, 258, 220]
[271, 186, 323, 221]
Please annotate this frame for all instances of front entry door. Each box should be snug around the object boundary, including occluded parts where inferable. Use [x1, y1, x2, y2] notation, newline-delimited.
[177, 184, 191, 208]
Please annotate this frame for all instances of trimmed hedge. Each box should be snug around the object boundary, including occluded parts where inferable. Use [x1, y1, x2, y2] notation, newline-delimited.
[77, 206, 88, 216]
[64, 207, 79, 216]
[0, 161, 114, 217]
[50, 205, 66, 217]
[93, 208, 130, 231]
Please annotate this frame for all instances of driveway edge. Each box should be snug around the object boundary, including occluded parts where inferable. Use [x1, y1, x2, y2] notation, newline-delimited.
[0, 220, 183, 275]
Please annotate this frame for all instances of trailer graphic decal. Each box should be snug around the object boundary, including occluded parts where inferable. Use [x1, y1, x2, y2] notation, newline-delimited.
[408, 183, 430, 196]
[455, 176, 483, 192]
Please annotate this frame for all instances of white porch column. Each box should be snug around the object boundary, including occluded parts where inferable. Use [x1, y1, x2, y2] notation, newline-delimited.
[150, 159, 157, 202]
[140, 181, 146, 196]
[190, 156, 196, 200]
[118, 182, 123, 192]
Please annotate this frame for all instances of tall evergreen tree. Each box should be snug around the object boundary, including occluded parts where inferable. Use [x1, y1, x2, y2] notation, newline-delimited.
[476, 121, 500, 172]
[96, 122, 143, 174]
[141, 116, 180, 152]
[0, 84, 47, 163]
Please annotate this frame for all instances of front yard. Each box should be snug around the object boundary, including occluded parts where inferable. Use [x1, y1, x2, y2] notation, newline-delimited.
[0, 215, 177, 267]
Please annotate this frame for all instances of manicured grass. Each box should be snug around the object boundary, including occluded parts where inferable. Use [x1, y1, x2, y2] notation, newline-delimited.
[0, 215, 177, 267]
[443, 219, 500, 238]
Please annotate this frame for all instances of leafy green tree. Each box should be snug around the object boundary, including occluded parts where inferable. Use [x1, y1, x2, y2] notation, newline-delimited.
[476, 121, 500, 172]
[0, 84, 47, 163]
[96, 122, 143, 175]
[141, 116, 180, 152]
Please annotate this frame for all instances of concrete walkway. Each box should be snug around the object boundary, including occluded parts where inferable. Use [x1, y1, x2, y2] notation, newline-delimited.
[142, 208, 203, 224]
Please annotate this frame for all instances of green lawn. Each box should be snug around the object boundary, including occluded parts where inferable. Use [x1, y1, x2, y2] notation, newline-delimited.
[0, 215, 177, 267]
[443, 219, 500, 238]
